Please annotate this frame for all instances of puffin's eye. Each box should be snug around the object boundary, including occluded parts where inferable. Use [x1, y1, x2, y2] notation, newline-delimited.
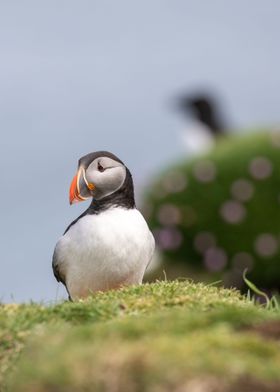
[98, 162, 105, 172]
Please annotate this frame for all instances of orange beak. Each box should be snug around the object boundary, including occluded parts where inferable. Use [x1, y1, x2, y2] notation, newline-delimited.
[69, 167, 94, 205]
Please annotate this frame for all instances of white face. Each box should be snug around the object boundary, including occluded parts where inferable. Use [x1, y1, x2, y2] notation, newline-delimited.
[84, 157, 126, 200]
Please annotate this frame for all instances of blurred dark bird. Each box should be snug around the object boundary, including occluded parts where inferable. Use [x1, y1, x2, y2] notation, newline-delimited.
[52, 151, 155, 301]
[175, 93, 227, 155]
[178, 94, 226, 136]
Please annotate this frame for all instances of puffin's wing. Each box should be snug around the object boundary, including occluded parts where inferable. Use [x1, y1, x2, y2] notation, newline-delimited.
[52, 245, 66, 286]
[52, 211, 88, 288]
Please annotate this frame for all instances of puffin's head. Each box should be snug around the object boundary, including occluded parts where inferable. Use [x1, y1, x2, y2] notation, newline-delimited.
[69, 151, 130, 205]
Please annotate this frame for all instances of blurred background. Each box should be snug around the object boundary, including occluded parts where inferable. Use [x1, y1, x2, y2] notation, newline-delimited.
[1, 1, 280, 302]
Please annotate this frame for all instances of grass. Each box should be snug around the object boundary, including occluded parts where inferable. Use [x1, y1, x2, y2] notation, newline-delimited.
[1, 280, 280, 391]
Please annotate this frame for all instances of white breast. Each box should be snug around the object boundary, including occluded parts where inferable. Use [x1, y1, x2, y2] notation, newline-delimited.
[54, 207, 155, 299]
[181, 122, 215, 156]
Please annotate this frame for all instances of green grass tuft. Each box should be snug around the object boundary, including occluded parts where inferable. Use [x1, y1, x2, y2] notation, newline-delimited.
[1, 281, 280, 391]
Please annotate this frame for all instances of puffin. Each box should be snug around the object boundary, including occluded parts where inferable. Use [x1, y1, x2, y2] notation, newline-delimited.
[176, 93, 226, 156]
[52, 151, 155, 301]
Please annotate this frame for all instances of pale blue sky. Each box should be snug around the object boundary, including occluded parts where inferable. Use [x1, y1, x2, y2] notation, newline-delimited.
[1, 1, 280, 302]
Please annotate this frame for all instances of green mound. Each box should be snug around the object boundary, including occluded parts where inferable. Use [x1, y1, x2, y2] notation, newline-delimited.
[144, 131, 280, 290]
[1, 281, 280, 391]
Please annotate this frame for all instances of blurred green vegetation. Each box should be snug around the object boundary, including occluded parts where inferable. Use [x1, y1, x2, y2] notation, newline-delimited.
[143, 131, 280, 290]
[2, 281, 280, 391]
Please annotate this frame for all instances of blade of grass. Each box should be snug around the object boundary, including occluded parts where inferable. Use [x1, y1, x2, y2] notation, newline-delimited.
[243, 269, 270, 308]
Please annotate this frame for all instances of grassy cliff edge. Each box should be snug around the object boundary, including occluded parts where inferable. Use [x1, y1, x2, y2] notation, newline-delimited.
[1, 281, 280, 391]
